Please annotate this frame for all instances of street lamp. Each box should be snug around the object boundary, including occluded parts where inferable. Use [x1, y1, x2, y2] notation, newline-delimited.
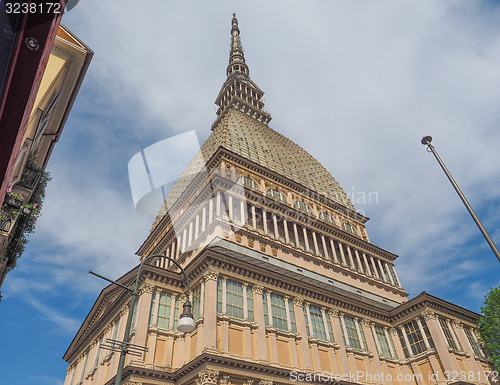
[421, 136, 500, 263]
[89, 254, 195, 385]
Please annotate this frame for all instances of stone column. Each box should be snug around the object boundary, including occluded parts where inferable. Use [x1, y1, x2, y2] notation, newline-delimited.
[147, 288, 160, 365]
[283, 219, 290, 243]
[202, 206, 207, 231]
[362, 319, 383, 375]
[390, 327, 405, 360]
[321, 308, 331, 342]
[195, 214, 200, 240]
[188, 221, 194, 247]
[284, 296, 292, 331]
[272, 213, 279, 239]
[293, 297, 312, 370]
[337, 241, 347, 266]
[252, 206, 257, 229]
[305, 302, 314, 336]
[447, 319, 461, 350]
[216, 191, 221, 218]
[370, 256, 380, 279]
[240, 200, 246, 225]
[330, 309, 349, 374]
[377, 259, 386, 282]
[293, 223, 299, 247]
[384, 262, 395, 285]
[422, 310, 458, 373]
[330, 239, 339, 263]
[221, 276, 227, 314]
[346, 246, 355, 269]
[252, 285, 268, 362]
[321, 235, 329, 260]
[384, 327, 396, 358]
[312, 232, 320, 255]
[452, 321, 487, 383]
[354, 249, 364, 274]
[243, 283, 248, 320]
[131, 284, 154, 350]
[203, 269, 218, 352]
[362, 252, 372, 275]
[209, 197, 214, 223]
[303, 228, 310, 251]
[263, 210, 268, 235]
[266, 291, 273, 327]
[399, 325, 412, 357]
[415, 318, 431, 350]
[228, 195, 234, 223]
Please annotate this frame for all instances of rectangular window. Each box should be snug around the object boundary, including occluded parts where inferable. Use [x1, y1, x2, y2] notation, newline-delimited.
[374, 326, 392, 357]
[439, 318, 457, 350]
[263, 291, 296, 332]
[343, 315, 361, 349]
[226, 279, 244, 319]
[157, 292, 171, 330]
[405, 320, 426, 355]
[309, 305, 327, 341]
[192, 285, 201, 321]
[464, 327, 483, 357]
[247, 286, 254, 322]
[270, 293, 288, 330]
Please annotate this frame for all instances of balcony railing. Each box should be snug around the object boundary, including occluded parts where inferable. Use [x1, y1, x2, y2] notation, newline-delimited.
[18, 166, 42, 190]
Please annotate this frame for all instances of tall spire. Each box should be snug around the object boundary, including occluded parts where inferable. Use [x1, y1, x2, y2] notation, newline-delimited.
[212, 14, 271, 129]
[227, 13, 249, 78]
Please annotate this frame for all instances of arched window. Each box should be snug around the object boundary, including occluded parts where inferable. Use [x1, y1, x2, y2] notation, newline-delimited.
[319, 212, 335, 225]
[294, 200, 312, 214]
[342, 222, 357, 235]
[238, 175, 259, 190]
[266, 188, 287, 203]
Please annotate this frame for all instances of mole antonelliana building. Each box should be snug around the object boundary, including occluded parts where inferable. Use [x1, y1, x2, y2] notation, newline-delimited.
[63, 15, 495, 385]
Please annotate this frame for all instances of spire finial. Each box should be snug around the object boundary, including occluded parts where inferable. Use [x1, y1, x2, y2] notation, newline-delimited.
[212, 14, 272, 128]
[227, 13, 249, 77]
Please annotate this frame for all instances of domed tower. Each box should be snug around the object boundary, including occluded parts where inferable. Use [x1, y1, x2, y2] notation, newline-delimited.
[64, 15, 493, 385]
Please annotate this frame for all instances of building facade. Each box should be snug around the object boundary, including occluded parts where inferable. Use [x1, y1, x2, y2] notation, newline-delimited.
[0, 25, 93, 290]
[63, 16, 496, 385]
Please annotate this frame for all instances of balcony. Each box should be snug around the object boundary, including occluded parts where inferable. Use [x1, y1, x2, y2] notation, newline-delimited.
[17, 166, 42, 191]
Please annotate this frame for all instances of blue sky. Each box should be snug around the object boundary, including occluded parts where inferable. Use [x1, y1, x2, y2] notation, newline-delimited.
[1, 1, 500, 384]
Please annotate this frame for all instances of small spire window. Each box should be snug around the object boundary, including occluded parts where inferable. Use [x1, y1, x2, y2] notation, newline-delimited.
[238, 176, 259, 190]
[294, 200, 312, 214]
[266, 188, 287, 203]
[341, 222, 357, 235]
[319, 212, 335, 225]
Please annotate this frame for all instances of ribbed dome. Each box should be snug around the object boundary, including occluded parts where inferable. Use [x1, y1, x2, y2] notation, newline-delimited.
[208, 109, 354, 210]
[153, 108, 354, 227]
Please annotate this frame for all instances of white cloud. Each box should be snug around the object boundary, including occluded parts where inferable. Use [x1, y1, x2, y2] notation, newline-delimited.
[15, 0, 500, 320]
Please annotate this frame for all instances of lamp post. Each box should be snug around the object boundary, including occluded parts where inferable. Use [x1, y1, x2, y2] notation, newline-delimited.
[421, 136, 500, 263]
[89, 254, 195, 385]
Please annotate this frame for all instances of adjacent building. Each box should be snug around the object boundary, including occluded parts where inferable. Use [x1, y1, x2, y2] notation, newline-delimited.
[0, 23, 93, 291]
[63, 15, 495, 385]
